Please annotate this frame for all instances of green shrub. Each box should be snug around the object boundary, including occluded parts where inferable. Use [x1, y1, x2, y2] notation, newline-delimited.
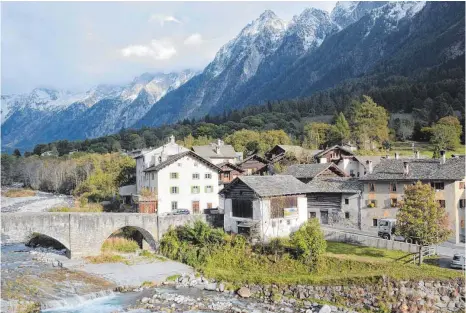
[289, 218, 327, 271]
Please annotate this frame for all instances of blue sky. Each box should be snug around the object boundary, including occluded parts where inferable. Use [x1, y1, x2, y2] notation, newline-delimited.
[1, 1, 336, 94]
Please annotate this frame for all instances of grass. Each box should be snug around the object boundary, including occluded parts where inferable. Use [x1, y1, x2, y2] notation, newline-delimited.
[165, 274, 181, 282]
[139, 250, 167, 261]
[201, 242, 462, 286]
[3, 189, 36, 198]
[49, 203, 103, 213]
[85, 253, 128, 264]
[101, 237, 139, 253]
[358, 141, 465, 158]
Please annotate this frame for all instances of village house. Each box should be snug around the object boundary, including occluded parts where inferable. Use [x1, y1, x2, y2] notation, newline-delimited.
[134, 135, 188, 194]
[313, 145, 382, 178]
[359, 152, 466, 243]
[284, 163, 361, 229]
[143, 151, 221, 215]
[220, 175, 309, 239]
[218, 162, 245, 185]
[238, 154, 271, 175]
[192, 139, 242, 165]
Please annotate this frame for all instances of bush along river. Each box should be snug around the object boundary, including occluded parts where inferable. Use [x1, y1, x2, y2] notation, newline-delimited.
[1, 244, 357, 313]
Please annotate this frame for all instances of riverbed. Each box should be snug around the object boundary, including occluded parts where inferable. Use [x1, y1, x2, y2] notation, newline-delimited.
[1, 190, 74, 213]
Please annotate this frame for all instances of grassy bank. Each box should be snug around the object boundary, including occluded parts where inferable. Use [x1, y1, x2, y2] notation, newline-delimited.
[49, 202, 103, 213]
[102, 237, 139, 253]
[3, 189, 36, 198]
[160, 222, 462, 287]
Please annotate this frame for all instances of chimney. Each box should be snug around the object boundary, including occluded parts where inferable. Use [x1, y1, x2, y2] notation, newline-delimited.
[366, 160, 373, 174]
[395, 152, 399, 160]
[403, 161, 409, 175]
[414, 150, 420, 159]
[217, 139, 224, 147]
[440, 150, 446, 164]
[215, 146, 221, 154]
[168, 135, 175, 144]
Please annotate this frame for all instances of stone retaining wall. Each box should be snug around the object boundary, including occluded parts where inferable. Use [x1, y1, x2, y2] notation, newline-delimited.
[244, 277, 465, 313]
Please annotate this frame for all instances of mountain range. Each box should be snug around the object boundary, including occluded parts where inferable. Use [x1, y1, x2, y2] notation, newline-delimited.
[2, 1, 464, 151]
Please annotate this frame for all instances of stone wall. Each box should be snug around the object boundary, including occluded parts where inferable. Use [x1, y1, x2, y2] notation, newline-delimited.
[245, 277, 465, 313]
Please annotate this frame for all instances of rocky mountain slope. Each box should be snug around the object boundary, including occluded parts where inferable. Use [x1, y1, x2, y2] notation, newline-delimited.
[1, 71, 196, 150]
[2, 1, 464, 151]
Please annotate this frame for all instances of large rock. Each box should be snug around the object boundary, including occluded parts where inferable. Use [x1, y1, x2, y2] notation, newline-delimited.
[237, 287, 251, 298]
[319, 305, 331, 313]
[204, 283, 217, 291]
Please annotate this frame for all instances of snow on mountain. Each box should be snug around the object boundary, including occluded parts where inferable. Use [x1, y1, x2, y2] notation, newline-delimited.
[286, 8, 337, 51]
[206, 10, 287, 79]
[331, 1, 388, 29]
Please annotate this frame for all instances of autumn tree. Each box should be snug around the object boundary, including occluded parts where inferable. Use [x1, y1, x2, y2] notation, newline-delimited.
[350, 96, 389, 150]
[303, 122, 331, 149]
[395, 181, 452, 265]
[430, 116, 462, 150]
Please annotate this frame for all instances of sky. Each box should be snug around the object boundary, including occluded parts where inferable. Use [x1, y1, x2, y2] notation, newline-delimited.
[1, 1, 336, 95]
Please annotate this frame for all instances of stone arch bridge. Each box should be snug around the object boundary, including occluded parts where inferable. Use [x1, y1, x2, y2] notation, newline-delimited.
[1, 213, 205, 258]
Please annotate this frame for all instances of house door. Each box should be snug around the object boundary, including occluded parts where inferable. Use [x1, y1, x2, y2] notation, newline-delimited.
[320, 210, 329, 224]
[192, 201, 200, 214]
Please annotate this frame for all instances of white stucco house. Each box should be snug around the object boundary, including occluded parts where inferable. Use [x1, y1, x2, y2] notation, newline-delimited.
[142, 151, 221, 215]
[134, 135, 188, 194]
[220, 175, 309, 240]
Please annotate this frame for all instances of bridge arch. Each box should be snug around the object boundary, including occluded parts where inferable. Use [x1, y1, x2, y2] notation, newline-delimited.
[26, 232, 71, 258]
[90, 225, 158, 255]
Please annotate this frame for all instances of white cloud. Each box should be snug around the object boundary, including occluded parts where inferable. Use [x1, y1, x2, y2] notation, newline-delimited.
[149, 14, 182, 26]
[121, 39, 176, 60]
[184, 33, 203, 46]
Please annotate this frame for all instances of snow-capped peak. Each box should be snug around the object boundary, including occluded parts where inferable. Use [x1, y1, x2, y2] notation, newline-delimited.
[287, 7, 336, 51]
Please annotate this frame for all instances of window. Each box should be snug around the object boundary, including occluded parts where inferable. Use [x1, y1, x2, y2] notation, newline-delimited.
[357, 172, 360, 177]
[207, 203, 213, 209]
[171, 201, 178, 210]
[270, 196, 297, 219]
[286, 220, 291, 225]
[344, 198, 349, 205]
[309, 212, 317, 219]
[390, 198, 398, 208]
[367, 200, 377, 208]
[369, 183, 375, 192]
[431, 182, 444, 190]
[205, 185, 213, 193]
[460, 182, 465, 189]
[151, 173, 155, 180]
[192, 173, 200, 179]
[350, 169, 354, 177]
[390, 182, 397, 192]
[437, 200, 446, 208]
[205, 173, 212, 179]
[177, 162, 182, 167]
[170, 186, 179, 194]
[459, 199, 465, 209]
[224, 172, 230, 179]
[345, 212, 350, 219]
[191, 186, 200, 194]
[170, 172, 179, 179]
[373, 219, 378, 227]
[232, 199, 253, 218]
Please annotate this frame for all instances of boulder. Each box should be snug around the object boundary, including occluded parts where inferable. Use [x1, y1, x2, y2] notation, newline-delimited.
[237, 287, 251, 298]
[319, 305, 331, 313]
[204, 283, 217, 291]
[219, 283, 225, 292]
[141, 297, 150, 304]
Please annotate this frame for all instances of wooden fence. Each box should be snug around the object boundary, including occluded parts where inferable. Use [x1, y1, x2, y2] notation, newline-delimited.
[322, 228, 421, 253]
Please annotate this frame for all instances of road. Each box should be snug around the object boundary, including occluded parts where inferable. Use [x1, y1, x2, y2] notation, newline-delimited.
[322, 225, 465, 258]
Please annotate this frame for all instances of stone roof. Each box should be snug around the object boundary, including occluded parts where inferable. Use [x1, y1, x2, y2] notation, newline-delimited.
[354, 155, 383, 169]
[360, 156, 465, 181]
[284, 163, 346, 179]
[307, 177, 363, 193]
[144, 151, 221, 173]
[222, 175, 311, 197]
[192, 143, 237, 159]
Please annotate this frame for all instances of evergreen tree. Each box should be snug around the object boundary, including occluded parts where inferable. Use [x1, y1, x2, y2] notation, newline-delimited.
[13, 149, 21, 157]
